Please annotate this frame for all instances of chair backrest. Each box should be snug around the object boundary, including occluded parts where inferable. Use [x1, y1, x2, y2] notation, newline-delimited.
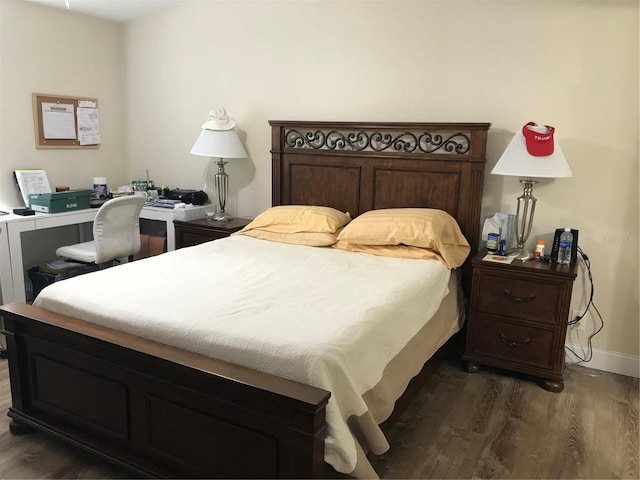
[93, 195, 146, 264]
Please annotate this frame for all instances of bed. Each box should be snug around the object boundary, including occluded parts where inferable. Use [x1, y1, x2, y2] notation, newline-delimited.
[1, 120, 490, 478]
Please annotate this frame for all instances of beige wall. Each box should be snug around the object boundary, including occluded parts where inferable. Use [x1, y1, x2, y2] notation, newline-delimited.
[1, 1, 638, 363]
[0, 0, 126, 205]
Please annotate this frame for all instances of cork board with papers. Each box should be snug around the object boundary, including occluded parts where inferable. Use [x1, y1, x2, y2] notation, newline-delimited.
[32, 93, 100, 149]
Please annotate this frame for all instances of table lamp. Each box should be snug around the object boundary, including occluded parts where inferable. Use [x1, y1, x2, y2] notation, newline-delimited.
[190, 108, 248, 222]
[491, 122, 572, 261]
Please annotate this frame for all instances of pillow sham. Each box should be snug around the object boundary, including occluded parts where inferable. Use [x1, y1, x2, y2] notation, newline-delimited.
[234, 229, 339, 247]
[335, 208, 470, 268]
[233, 205, 350, 246]
[332, 241, 447, 262]
[237, 205, 351, 235]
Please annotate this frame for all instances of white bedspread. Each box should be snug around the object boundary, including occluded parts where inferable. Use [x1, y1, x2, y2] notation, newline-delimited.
[34, 235, 451, 475]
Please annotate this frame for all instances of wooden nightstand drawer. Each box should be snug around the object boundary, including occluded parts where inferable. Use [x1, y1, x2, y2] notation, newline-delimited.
[472, 316, 555, 370]
[179, 228, 228, 246]
[463, 249, 577, 392]
[174, 218, 252, 249]
[476, 272, 560, 325]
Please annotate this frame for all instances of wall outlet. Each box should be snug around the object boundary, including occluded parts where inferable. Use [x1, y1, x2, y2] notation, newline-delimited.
[569, 309, 585, 331]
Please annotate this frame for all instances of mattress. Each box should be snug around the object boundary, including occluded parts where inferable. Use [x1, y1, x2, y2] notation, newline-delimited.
[34, 235, 460, 477]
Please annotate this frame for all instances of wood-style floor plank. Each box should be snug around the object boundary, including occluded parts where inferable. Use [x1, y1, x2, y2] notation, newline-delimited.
[370, 357, 638, 479]
[1, 356, 638, 479]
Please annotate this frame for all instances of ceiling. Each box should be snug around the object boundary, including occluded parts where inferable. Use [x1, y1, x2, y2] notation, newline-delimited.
[24, 0, 182, 23]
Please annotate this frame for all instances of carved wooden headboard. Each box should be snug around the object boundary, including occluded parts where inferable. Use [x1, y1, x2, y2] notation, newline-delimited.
[270, 121, 490, 254]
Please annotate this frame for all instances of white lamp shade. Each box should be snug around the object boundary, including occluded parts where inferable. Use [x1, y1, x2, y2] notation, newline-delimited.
[190, 128, 248, 159]
[491, 130, 572, 178]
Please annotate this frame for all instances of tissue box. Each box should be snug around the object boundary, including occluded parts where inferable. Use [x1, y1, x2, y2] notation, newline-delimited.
[29, 189, 92, 213]
[173, 204, 210, 222]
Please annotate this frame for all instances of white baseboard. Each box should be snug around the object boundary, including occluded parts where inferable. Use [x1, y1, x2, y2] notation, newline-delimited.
[565, 343, 639, 378]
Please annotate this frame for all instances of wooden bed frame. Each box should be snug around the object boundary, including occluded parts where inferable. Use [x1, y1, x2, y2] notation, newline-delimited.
[1, 121, 489, 478]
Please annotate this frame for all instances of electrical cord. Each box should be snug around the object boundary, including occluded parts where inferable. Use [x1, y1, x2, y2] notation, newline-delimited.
[567, 246, 593, 325]
[565, 246, 604, 364]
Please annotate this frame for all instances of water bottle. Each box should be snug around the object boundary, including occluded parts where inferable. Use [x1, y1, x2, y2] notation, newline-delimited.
[557, 228, 573, 265]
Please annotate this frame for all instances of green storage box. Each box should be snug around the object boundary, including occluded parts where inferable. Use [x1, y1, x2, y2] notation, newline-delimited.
[29, 189, 92, 213]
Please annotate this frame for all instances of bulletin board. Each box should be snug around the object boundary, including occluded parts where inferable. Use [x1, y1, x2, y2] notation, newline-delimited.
[32, 92, 100, 149]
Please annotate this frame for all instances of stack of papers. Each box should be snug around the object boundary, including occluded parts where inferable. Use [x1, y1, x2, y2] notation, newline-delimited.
[153, 199, 181, 209]
[482, 254, 516, 264]
[14, 169, 51, 207]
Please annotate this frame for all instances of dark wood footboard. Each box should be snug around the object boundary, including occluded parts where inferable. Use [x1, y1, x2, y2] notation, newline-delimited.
[1, 302, 330, 479]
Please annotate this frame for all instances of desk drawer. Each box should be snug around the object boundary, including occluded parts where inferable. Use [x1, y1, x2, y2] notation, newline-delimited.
[472, 316, 555, 370]
[476, 272, 560, 325]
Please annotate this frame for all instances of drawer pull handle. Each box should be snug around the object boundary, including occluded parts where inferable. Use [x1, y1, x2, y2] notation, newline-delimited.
[499, 333, 530, 347]
[503, 289, 536, 303]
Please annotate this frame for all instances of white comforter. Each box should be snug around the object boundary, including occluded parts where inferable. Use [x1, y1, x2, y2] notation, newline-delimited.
[35, 235, 451, 474]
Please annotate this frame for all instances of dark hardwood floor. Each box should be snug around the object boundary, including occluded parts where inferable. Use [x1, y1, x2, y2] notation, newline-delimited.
[1, 355, 637, 479]
[371, 356, 638, 479]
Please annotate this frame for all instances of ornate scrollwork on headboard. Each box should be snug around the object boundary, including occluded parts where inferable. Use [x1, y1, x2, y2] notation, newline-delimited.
[284, 128, 471, 155]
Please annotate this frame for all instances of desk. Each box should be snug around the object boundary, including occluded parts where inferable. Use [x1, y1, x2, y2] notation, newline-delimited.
[0, 205, 209, 304]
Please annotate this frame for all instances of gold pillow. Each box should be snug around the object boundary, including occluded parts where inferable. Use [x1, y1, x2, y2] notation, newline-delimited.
[237, 205, 351, 234]
[332, 241, 445, 262]
[336, 208, 470, 268]
[234, 229, 338, 247]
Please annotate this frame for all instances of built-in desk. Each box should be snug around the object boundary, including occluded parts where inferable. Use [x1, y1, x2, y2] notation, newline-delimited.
[0, 205, 209, 303]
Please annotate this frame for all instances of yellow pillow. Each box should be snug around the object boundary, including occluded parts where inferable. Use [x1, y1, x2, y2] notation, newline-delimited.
[234, 229, 339, 247]
[237, 205, 351, 235]
[332, 241, 445, 262]
[336, 208, 470, 268]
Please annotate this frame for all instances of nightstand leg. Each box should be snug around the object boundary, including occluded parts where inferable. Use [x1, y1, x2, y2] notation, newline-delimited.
[9, 418, 33, 435]
[540, 378, 564, 393]
[462, 360, 480, 373]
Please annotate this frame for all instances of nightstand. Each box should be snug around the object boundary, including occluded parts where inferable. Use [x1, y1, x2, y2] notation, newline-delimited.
[462, 249, 577, 392]
[174, 217, 252, 249]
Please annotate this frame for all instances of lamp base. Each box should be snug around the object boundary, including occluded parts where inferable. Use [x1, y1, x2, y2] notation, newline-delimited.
[211, 210, 232, 223]
[508, 247, 534, 261]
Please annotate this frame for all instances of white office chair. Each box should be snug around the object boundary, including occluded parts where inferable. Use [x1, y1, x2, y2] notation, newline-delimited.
[56, 195, 146, 266]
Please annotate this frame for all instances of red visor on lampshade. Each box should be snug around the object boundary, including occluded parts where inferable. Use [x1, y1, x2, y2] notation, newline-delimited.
[522, 121, 555, 156]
